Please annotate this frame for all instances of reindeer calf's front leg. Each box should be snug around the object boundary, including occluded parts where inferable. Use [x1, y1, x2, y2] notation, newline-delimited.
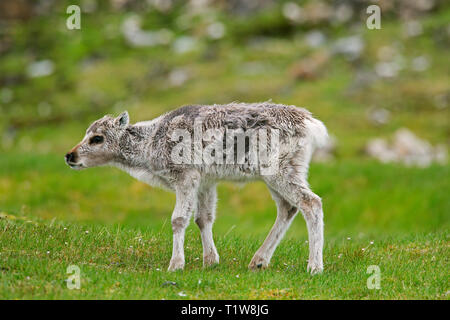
[168, 172, 200, 272]
[195, 185, 220, 267]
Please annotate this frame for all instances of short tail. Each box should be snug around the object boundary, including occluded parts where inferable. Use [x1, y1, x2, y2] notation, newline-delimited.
[305, 117, 329, 149]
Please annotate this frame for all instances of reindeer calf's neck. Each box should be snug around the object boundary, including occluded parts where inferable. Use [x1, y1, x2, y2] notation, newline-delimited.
[114, 123, 159, 173]
[113, 122, 175, 190]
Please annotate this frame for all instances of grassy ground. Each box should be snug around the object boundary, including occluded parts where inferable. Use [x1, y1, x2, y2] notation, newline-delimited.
[0, 2, 449, 299]
[0, 154, 448, 299]
[0, 215, 447, 299]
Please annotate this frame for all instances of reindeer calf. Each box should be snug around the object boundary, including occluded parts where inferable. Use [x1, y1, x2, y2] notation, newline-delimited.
[65, 102, 328, 274]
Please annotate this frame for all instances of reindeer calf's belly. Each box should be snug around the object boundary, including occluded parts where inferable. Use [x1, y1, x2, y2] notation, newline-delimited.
[127, 168, 169, 188]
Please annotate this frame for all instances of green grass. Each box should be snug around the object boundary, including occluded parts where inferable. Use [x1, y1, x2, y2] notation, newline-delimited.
[0, 154, 448, 299]
[0, 216, 447, 299]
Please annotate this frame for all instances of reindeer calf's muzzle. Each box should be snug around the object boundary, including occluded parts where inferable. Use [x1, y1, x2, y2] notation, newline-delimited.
[65, 152, 76, 164]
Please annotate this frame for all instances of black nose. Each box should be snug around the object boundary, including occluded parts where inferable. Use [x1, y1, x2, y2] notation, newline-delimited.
[65, 152, 75, 163]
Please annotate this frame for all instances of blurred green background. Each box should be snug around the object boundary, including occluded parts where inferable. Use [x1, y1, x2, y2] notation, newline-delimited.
[0, 0, 449, 238]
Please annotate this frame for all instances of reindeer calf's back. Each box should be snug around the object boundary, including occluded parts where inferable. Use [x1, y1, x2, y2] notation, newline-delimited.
[144, 103, 320, 178]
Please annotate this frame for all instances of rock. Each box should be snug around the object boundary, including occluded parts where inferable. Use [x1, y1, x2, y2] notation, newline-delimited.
[0, 0, 33, 20]
[433, 93, 449, 110]
[347, 69, 378, 93]
[207, 22, 225, 39]
[305, 31, 326, 48]
[375, 61, 400, 78]
[367, 108, 390, 126]
[188, 0, 214, 13]
[110, 0, 130, 10]
[332, 36, 364, 61]
[303, 1, 332, 24]
[402, 0, 435, 12]
[366, 138, 397, 163]
[403, 20, 423, 38]
[398, 0, 435, 19]
[121, 15, 173, 47]
[27, 60, 54, 78]
[226, 0, 274, 15]
[282, 2, 304, 24]
[373, 45, 406, 78]
[333, 4, 353, 24]
[366, 128, 448, 167]
[168, 68, 190, 87]
[148, 0, 173, 13]
[172, 36, 197, 54]
[290, 51, 330, 80]
[411, 56, 430, 72]
[377, 46, 397, 61]
[434, 145, 449, 165]
[393, 129, 433, 167]
[82, 0, 98, 13]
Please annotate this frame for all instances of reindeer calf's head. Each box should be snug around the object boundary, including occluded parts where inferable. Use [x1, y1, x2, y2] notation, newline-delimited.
[65, 111, 129, 170]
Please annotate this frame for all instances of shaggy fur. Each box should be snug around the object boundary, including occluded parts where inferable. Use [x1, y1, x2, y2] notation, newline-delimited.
[65, 102, 328, 274]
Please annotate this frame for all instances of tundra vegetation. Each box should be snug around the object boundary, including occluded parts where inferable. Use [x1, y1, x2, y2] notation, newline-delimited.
[0, 0, 449, 299]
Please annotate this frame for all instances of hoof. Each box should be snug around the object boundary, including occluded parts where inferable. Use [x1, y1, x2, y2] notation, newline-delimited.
[168, 258, 185, 272]
[248, 255, 269, 270]
[203, 253, 220, 267]
[307, 262, 323, 275]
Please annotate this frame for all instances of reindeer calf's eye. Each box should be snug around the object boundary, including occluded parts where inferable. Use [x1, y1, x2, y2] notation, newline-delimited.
[90, 136, 104, 144]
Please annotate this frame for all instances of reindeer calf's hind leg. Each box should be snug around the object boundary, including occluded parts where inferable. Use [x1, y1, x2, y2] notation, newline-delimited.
[301, 191, 324, 274]
[296, 188, 324, 274]
[195, 185, 220, 267]
[265, 177, 324, 274]
[249, 188, 298, 270]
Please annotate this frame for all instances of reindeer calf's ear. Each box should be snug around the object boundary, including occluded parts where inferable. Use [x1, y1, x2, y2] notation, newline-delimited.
[116, 111, 129, 128]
